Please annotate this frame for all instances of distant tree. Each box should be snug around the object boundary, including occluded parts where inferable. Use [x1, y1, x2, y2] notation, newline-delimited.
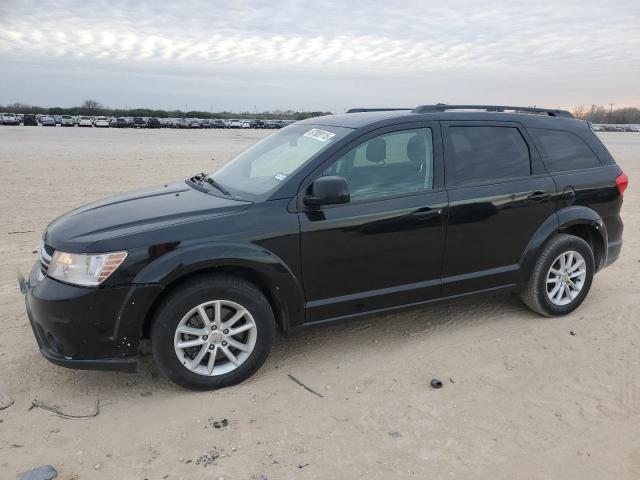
[80, 99, 103, 115]
[571, 105, 587, 119]
[571, 104, 640, 124]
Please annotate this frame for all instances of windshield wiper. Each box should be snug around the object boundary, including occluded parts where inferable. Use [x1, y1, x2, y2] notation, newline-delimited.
[203, 177, 231, 196]
[189, 172, 233, 197]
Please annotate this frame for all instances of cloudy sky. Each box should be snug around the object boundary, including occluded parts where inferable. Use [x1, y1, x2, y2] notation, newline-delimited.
[0, 0, 638, 112]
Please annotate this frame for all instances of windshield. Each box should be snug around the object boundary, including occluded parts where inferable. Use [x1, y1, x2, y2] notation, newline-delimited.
[205, 124, 350, 199]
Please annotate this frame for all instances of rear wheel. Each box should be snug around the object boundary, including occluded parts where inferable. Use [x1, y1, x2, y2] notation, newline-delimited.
[151, 275, 275, 390]
[521, 234, 595, 317]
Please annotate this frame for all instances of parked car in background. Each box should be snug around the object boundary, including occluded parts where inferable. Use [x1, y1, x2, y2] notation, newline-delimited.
[229, 119, 242, 128]
[109, 117, 117, 127]
[1, 113, 20, 125]
[23, 114, 38, 126]
[147, 117, 161, 128]
[132, 117, 146, 128]
[115, 117, 128, 128]
[189, 119, 202, 128]
[40, 115, 56, 126]
[54, 115, 62, 125]
[94, 116, 110, 128]
[60, 115, 75, 127]
[78, 116, 93, 127]
[212, 119, 226, 128]
[241, 120, 251, 129]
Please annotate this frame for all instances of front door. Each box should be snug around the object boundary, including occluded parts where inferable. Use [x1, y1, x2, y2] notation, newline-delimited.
[298, 123, 448, 323]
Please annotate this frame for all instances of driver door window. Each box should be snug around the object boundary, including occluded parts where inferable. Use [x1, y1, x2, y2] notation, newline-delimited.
[322, 128, 434, 202]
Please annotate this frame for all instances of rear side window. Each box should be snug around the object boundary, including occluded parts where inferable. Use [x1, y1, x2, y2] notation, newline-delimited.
[528, 128, 601, 172]
[445, 126, 531, 187]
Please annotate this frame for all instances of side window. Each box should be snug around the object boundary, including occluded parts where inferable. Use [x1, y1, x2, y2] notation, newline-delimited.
[322, 128, 434, 202]
[528, 128, 602, 172]
[445, 126, 531, 187]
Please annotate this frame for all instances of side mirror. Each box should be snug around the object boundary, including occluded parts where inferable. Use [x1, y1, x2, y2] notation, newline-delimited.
[303, 176, 350, 206]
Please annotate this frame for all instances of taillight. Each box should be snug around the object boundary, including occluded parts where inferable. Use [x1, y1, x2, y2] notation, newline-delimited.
[616, 172, 628, 197]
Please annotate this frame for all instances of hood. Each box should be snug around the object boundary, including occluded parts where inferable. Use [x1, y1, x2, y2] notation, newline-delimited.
[45, 182, 251, 250]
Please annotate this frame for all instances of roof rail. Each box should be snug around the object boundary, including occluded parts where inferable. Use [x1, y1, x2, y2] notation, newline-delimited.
[412, 104, 574, 118]
[346, 108, 412, 113]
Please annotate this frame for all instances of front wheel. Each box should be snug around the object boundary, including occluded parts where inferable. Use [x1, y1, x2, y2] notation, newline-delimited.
[521, 233, 595, 317]
[151, 275, 275, 390]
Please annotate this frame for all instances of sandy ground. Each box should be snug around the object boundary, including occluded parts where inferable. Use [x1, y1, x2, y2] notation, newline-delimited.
[0, 126, 638, 480]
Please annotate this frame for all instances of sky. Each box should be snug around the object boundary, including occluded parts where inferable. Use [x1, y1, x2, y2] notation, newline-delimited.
[0, 0, 639, 112]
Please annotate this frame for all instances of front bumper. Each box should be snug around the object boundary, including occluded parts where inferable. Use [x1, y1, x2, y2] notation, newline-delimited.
[21, 261, 162, 373]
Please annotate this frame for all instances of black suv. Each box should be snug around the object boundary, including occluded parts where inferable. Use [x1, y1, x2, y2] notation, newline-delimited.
[20, 105, 627, 390]
[132, 117, 146, 128]
[23, 114, 38, 126]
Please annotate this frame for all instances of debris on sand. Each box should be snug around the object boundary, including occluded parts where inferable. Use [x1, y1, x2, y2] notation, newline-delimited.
[570, 331, 576, 336]
[30, 399, 101, 419]
[195, 448, 221, 466]
[430, 379, 443, 389]
[287, 374, 324, 398]
[207, 418, 230, 429]
[0, 391, 14, 410]
[388, 431, 402, 438]
[17, 465, 58, 480]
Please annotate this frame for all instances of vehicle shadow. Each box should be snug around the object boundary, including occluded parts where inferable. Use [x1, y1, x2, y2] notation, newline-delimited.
[30, 290, 538, 395]
[137, 290, 535, 389]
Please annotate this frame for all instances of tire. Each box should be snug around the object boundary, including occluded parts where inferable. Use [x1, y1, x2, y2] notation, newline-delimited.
[151, 274, 275, 390]
[521, 233, 595, 317]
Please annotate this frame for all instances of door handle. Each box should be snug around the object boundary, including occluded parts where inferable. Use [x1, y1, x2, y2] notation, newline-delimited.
[411, 208, 443, 220]
[527, 191, 551, 202]
[560, 187, 576, 205]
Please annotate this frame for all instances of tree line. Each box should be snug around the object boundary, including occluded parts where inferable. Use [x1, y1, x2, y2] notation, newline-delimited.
[571, 105, 640, 124]
[0, 100, 331, 121]
[3, 100, 639, 123]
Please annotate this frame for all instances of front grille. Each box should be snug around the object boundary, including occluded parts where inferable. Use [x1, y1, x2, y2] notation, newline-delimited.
[43, 243, 55, 257]
[40, 242, 54, 276]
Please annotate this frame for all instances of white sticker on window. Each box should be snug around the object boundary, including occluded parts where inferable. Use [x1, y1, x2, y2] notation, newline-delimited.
[274, 172, 287, 181]
[304, 128, 335, 142]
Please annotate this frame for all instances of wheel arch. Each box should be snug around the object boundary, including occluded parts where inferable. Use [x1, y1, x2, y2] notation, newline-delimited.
[135, 243, 305, 340]
[520, 206, 607, 281]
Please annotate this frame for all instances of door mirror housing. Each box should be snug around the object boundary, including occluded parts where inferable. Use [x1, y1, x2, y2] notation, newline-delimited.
[303, 176, 350, 206]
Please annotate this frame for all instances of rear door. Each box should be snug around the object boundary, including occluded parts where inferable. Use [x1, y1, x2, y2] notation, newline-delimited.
[298, 122, 448, 322]
[441, 121, 557, 295]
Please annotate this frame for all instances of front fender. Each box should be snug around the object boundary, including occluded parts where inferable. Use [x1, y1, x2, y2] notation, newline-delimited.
[519, 206, 607, 282]
[133, 242, 305, 332]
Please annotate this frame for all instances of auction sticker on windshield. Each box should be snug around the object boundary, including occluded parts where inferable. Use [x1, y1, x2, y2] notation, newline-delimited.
[304, 128, 335, 142]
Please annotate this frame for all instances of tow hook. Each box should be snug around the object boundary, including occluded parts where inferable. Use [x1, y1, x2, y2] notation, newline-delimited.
[17, 271, 28, 295]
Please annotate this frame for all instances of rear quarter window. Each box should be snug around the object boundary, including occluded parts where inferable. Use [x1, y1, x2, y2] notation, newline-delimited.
[528, 128, 601, 172]
[445, 126, 531, 187]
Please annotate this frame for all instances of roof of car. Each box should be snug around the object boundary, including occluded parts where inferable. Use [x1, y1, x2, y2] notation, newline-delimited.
[298, 106, 585, 131]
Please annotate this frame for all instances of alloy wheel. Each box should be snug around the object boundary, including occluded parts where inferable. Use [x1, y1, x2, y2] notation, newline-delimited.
[174, 300, 257, 376]
[545, 250, 587, 306]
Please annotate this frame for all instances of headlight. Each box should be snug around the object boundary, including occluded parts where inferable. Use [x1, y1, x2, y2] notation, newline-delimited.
[48, 251, 127, 286]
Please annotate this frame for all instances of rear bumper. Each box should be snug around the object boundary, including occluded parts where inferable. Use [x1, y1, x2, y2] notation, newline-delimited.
[602, 240, 622, 269]
[22, 262, 162, 373]
[600, 214, 623, 270]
